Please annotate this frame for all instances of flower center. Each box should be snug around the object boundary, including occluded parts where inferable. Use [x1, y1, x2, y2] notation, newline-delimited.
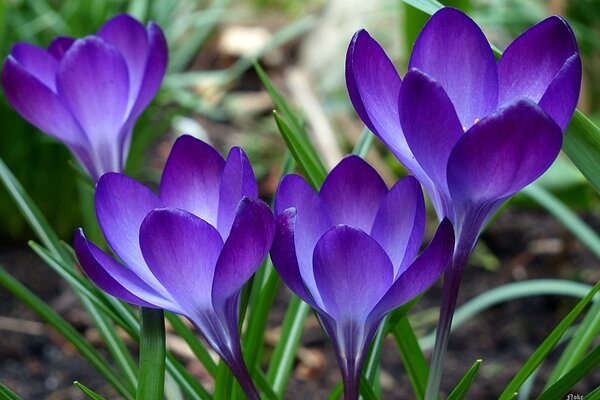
[462, 118, 481, 132]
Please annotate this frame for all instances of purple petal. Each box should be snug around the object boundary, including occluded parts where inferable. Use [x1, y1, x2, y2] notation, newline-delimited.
[313, 225, 393, 320]
[369, 218, 454, 321]
[48, 36, 75, 60]
[538, 54, 582, 130]
[139, 208, 224, 311]
[10, 43, 58, 90]
[399, 69, 463, 195]
[1, 57, 89, 154]
[408, 8, 498, 128]
[274, 174, 332, 304]
[57, 36, 130, 174]
[212, 197, 274, 307]
[160, 135, 225, 227]
[270, 209, 319, 307]
[97, 14, 149, 116]
[95, 172, 163, 285]
[217, 147, 258, 238]
[127, 21, 168, 122]
[320, 156, 387, 232]
[74, 229, 176, 309]
[498, 16, 580, 125]
[370, 176, 425, 277]
[447, 99, 562, 215]
[345, 30, 424, 176]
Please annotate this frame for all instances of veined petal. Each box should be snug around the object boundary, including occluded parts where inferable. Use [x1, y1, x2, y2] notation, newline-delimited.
[370, 176, 425, 277]
[399, 69, 463, 195]
[97, 14, 149, 116]
[212, 197, 274, 307]
[48, 36, 75, 60]
[10, 43, 58, 91]
[74, 229, 176, 310]
[160, 135, 225, 226]
[313, 225, 393, 321]
[409, 7, 498, 128]
[369, 218, 454, 322]
[139, 208, 224, 311]
[270, 209, 319, 308]
[498, 15, 580, 117]
[538, 54, 582, 131]
[57, 36, 130, 174]
[346, 30, 424, 176]
[447, 99, 562, 214]
[274, 174, 331, 305]
[217, 147, 258, 238]
[95, 172, 163, 285]
[320, 156, 387, 233]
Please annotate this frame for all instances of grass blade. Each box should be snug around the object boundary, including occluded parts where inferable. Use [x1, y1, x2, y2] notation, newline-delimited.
[74, 381, 107, 400]
[136, 308, 166, 400]
[498, 280, 600, 400]
[0, 383, 23, 400]
[392, 316, 429, 400]
[447, 359, 482, 400]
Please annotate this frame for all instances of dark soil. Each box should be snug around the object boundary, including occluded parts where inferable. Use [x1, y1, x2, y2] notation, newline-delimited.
[1, 207, 600, 399]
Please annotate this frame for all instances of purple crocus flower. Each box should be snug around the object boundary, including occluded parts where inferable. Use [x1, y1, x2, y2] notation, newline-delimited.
[2, 14, 168, 181]
[270, 156, 454, 400]
[73, 135, 274, 400]
[346, 8, 581, 398]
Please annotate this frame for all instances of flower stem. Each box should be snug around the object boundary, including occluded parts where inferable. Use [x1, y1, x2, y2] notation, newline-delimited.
[137, 308, 165, 400]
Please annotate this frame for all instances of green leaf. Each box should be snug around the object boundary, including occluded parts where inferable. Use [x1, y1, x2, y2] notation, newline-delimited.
[537, 343, 600, 400]
[447, 359, 482, 400]
[400, 0, 443, 15]
[0, 267, 134, 400]
[585, 385, 600, 400]
[392, 317, 429, 400]
[137, 308, 166, 400]
[266, 298, 311, 396]
[74, 381, 107, 400]
[563, 111, 600, 196]
[546, 298, 600, 387]
[327, 381, 343, 400]
[498, 280, 600, 400]
[352, 128, 375, 157]
[363, 316, 388, 396]
[0, 383, 23, 400]
[359, 375, 379, 400]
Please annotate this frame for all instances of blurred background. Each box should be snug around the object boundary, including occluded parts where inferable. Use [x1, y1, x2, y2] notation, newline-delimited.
[0, 0, 600, 398]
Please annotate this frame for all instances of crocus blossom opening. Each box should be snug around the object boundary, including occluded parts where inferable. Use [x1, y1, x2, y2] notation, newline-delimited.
[270, 156, 455, 400]
[1, 14, 168, 181]
[74, 135, 274, 400]
[345, 8, 581, 399]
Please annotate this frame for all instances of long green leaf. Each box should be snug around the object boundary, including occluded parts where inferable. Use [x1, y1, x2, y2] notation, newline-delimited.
[359, 375, 378, 400]
[585, 385, 600, 400]
[392, 317, 429, 400]
[447, 359, 482, 400]
[0, 268, 134, 400]
[136, 308, 166, 400]
[537, 343, 600, 400]
[0, 383, 23, 400]
[74, 381, 107, 400]
[498, 280, 600, 400]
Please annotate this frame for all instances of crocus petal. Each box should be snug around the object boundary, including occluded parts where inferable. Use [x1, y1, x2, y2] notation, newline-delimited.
[369, 218, 454, 322]
[212, 197, 274, 307]
[399, 69, 463, 196]
[57, 36, 130, 174]
[313, 225, 393, 320]
[127, 21, 168, 122]
[447, 99, 562, 219]
[10, 43, 58, 90]
[74, 229, 176, 310]
[408, 8, 498, 128]
[370, 176, 425, 277]
[160, 135, 225, 226]
[217, 147, 258, 238]
[270, 209, 319, 308]
[346, 30, 424, 176]
[498, 16, 580, 117]
[538, 54, 582, 130]
[48, 36, 75, 60]
[97, 14, 149, 116]
[275, 174, 331, 304]
[1, 56, 86, 147]
[95, 172, 163, 285]
[320, 156, 387, 233]
[139, 208, 224, 311]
